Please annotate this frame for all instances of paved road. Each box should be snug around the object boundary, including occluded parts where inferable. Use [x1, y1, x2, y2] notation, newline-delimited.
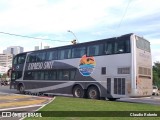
[0, 85, 53, 120]
[118, 96, 160, 105]
[0, 85, 18, 94]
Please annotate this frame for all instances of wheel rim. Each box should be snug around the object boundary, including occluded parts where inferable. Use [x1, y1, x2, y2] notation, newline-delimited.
[89, 90, 97, 99]
[75, 88, 81, 97]
[20, 86, 24, 93]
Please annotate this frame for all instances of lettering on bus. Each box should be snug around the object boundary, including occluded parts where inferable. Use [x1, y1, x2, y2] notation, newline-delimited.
[27, 61, 54, 70]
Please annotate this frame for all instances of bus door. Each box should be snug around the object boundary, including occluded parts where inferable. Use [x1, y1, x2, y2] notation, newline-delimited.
[10, 71, 16, 89]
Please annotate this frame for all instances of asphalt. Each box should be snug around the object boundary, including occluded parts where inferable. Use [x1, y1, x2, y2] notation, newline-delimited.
[0, 93, 54, 120]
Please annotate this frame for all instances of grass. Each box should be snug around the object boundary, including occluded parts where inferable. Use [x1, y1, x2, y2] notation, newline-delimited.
[25, 96, 160, 120]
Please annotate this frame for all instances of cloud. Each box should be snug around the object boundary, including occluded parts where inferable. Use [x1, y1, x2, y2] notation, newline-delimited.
[0, 0, 160, 62]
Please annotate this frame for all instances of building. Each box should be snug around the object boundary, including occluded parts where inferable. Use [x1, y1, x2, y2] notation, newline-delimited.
[3, 46, 24, 55]
[44, 46, 50, 49]
[34, 46, 50, 50]
[0, 54, 13, 75]
[35, 46, 39, 51]
[0, 66, 9, 75]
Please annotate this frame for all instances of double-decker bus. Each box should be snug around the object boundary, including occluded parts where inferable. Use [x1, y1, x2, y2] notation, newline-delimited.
[10, 33, 152, 100]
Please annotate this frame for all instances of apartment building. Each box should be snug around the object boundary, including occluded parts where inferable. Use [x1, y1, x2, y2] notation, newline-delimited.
[0, 54, 13, 75]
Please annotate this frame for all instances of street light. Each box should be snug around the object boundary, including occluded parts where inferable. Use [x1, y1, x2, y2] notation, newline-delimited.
[67, 30, 79, 44]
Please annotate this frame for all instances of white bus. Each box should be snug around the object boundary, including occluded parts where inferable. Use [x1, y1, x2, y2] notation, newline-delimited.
[10, 33, 152, 100]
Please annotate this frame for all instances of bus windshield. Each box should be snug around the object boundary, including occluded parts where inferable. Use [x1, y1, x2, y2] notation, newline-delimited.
[136, 36, 150, 52]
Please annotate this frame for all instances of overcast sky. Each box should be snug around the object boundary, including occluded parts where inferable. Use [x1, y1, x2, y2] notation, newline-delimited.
[0, 0, 159, 62]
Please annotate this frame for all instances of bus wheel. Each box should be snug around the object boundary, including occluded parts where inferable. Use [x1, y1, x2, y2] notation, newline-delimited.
[19, 84, 25, 94]
[72, 85, 84, 98]
[87, 86, 100, 99]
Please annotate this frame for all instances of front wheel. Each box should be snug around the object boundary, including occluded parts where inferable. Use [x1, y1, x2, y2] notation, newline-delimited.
[19, 84, 25, 94]
[72, 85, 85, 98]
[87, 86, 100, 99]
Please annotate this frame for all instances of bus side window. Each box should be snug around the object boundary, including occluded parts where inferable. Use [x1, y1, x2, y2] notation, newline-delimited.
[70, 70, 76, 80]
[58, 49, 71, 60]
[87, 44, 103, 56]
[17, 72, 22, 79]
[114, 41, 125, 53]
[72, 47, 86, 58]
[11, 72, 16, 80]
[24, 71, 33, 80]
[18, 55, 26, 64]
[11, 71, 22, 80]
[114, 40, 130, 54]
[27, 54, 36, 62]
[105, 42, 113, 55]
[46, 51, 58, 60]
[36, 52, 46, 62]
[45, 71, 56, 80]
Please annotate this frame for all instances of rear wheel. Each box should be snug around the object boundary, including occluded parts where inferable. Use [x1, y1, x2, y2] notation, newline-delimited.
[19, 84, 25, 94]
[72, 85, 85, 98]
[87, 86, 100, 99]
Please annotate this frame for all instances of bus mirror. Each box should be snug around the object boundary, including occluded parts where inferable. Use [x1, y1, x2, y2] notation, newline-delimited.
[71, 40, 77, 45]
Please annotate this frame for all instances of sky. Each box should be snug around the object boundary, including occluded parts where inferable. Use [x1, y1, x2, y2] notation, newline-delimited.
[0, 0, 159, 63]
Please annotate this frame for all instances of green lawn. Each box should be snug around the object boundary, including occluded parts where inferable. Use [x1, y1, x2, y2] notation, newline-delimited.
[25, 96, 160, 120]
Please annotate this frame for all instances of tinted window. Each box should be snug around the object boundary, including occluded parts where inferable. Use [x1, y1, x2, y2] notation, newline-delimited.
[24, 71, 33, 80]
[136, 36, 150, 52]
[105, 42, 114, 54]
[105, 40, 130, 55]
[57, 70, 69, 80]
[36, 52, 46, 62]
[87, 44, 103, 56]
[11, 72, 16, 80]
[13, 54, 26, 65]
[34, 71, 44, 80]
[17, 55, 26, 64]
[46, 51, 58, 60]
[72, 47, 86, 58]
[27, 52, 46, 62]
[45, 71, 57, 80]
[27, 54, 36, 62]
[114, 40, 130, 54]
[57, 70, 76, 80]
[58, 49, 71, 59]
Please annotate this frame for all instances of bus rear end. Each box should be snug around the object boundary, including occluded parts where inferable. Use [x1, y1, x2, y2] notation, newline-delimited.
[131, 35, 152, 97]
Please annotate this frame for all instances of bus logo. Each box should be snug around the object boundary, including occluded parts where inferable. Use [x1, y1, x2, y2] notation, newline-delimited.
[79, 55, 96, 76]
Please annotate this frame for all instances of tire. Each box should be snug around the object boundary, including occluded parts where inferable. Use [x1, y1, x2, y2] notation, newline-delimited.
[87, 86, 100, 99]
[72, 85, 85, 98]
[19, 84, 25, 94]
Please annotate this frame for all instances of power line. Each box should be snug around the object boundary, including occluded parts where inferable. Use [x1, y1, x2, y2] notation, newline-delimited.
[0, 31, 70, 42]
[115, 0, 132, 36]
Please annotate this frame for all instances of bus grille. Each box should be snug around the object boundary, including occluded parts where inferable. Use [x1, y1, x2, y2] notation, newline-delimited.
[114, 78, 125, 95]
[107, 78, 111, 94]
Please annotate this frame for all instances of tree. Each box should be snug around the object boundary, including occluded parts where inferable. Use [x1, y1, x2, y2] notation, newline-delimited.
[153, 61, 160, 88]
[1, 73, 7, 80]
